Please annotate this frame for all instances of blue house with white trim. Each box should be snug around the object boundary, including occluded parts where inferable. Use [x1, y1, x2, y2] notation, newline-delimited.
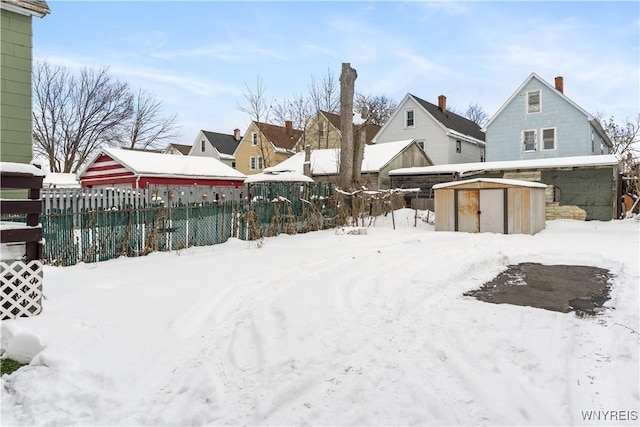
[482, 73, 613, 162]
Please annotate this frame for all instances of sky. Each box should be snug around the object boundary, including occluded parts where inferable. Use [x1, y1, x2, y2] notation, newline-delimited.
[2, 211, 639, 425]
[33, 1, 640, 148]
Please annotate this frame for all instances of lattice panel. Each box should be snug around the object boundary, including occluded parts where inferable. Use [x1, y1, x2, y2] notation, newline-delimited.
[1, 260, 43, 320]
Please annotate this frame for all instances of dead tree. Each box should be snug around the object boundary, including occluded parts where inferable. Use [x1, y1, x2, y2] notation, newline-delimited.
[338, 63, 357, 190]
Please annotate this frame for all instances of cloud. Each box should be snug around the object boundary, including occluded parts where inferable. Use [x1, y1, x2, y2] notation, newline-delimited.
[34, 53, 241, 98]
[151, 41, 288, 62]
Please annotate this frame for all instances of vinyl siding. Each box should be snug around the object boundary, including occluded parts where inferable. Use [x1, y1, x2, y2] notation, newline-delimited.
[0, 9, 33, 163]
[486, 77, 597, 161]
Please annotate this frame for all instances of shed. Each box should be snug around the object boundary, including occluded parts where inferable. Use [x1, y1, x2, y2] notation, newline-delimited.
[433, 178, 547, 235]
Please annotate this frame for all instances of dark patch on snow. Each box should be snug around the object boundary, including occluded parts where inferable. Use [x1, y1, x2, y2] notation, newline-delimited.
[465, 263, 613, 317]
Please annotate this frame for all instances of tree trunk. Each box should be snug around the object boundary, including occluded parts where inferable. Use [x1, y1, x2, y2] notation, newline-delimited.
[352, 125, 366, 188]
[338, 63, 357, 190]
[303, 143, 311, 177]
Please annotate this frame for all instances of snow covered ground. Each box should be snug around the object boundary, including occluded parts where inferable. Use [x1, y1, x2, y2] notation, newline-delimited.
[1, 210, 639, 426]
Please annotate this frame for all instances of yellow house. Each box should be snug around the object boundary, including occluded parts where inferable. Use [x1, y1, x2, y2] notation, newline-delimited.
[234, 121, 303, 175]
[294, 110, 381, 152]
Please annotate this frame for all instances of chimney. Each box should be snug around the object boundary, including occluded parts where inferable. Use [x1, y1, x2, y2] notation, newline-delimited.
[233, 128, 240, 141]
[555, 76, 564, 93]
[438, 95, 446, 111]
[285, 120, 293, 135]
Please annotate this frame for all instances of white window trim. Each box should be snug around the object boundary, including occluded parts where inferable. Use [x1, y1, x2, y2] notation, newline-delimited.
[251, 132, 258, 146]
[455, 139, 461, 154]
[526, 90, 541, 114]
[405, 109, 415, 128]
[541, 127, 556, 151]
[319, 121, 325, 137]
[257, 156, 264, 170]
[522, 129, 537, 152]
[201, 140, 206, 152]
[249, 156, 256, 170]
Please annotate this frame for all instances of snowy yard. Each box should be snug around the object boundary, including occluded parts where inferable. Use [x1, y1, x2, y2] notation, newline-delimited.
[1, 210, 639, 426]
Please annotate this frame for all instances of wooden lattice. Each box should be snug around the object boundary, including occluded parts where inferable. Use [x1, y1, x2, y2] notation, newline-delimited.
[1, 260, 43, 320]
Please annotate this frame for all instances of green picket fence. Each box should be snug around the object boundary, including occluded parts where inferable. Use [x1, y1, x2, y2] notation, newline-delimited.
[36, 182, 335, 267]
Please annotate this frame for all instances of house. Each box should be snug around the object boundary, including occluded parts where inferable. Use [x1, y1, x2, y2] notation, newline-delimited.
[294, 110, 381, 152]
[372, 93, 486, 165]
[234, 121, 303, 175]
[483, 73, 613, 161]
[162, 143, 191, 156]
[267, 139, 432, 190]
[188, 129, 242, 168]
[0, 0, 50, 164]
[78, 147, 246, 203]
[389, 154, 620, 221]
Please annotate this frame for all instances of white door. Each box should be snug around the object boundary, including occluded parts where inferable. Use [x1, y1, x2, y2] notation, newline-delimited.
[479, 189, 505, 233]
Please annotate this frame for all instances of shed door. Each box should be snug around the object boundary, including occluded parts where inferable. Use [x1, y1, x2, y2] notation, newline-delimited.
[457, 190, 479, 233]
[479, 189, 505, 233]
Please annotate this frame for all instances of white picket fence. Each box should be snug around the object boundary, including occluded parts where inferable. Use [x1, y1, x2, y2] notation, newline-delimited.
[42, 188, 150, 213]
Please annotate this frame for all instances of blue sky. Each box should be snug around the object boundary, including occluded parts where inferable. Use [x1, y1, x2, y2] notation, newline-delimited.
[34, 1, 639, 147]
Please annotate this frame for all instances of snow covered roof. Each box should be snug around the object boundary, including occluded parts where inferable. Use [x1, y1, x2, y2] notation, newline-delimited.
[390, 154, 619, 177]
[267, 139, 418, 176]
[244, 170, 314, 184]
[0, 162, 45, 177]
[43, 173, 81, 188]
[82, 148, 246, 180]
[433, 178, 548, 190]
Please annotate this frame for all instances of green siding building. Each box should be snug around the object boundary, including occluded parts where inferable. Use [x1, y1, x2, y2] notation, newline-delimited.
[0, 0, 50, 164]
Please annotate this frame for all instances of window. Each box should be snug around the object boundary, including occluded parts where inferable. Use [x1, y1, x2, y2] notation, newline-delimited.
[527, 90, 541, 113]
[542, 128, 556, 150]
[200, 140, 205, 152]
[416, 139, 425, 150]
[405, 109, 415, 127]
[257, 156, 264, 170]
[480, 149, 485, 162]
[250, 156, 256, 170]
[456, 140, 461, 153]
[251, 132, 258, 146]
[231, 161, 236, 169]
[522, 130, 536, 152]
[591, 130, 596, 153]
[319, 121, 325, 137]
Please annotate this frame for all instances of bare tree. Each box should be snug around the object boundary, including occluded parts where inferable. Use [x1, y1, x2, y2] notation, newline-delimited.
[309, 67, 340, 114]
[270, 92, 312, 130]
[237, 76, 271, 123]
[123, 88, 182, 150]
[32, 61, 133, 173]
[354, 93, 397, 126]
[338, 63, 357, 190]
[596, 113, 640, 157]
[465, 102, 489, 127]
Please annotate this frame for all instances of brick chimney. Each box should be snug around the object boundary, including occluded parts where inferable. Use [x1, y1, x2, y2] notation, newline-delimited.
[233, 128, 240, 141]
[285, 120, 293, 135]
[554, 76, 564, 93]
[438, 95, 446, 111]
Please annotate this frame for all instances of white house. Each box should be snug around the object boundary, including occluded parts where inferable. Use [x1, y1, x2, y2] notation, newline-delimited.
[373, 93, 486, 165]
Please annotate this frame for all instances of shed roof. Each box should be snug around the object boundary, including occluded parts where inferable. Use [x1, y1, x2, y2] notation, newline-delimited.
[267, 139, 418, 176]
[390, 154, 619, 177]
[433, 178, 548, 190]
[244, 171, 314, 184]
[81, 147, 246, 180]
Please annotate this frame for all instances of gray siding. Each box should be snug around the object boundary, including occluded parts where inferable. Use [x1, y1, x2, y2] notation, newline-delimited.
[486, 77, 597, 161]
[374, 97, 449, 164]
